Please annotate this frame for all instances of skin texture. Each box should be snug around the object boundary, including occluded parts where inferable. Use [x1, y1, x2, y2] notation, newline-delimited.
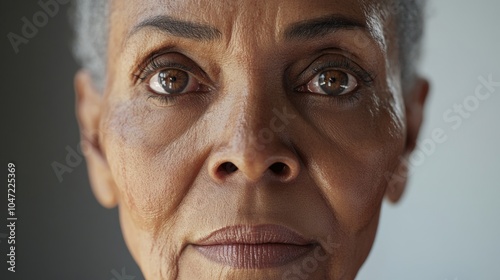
[75, 0, 429, 279]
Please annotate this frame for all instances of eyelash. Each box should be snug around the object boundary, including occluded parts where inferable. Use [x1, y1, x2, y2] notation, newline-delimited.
[137, 59, 193, 81]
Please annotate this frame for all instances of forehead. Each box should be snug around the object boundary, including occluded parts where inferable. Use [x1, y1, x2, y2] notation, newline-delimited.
[113, 0, 368, 26]
[109, 0, 391, 47]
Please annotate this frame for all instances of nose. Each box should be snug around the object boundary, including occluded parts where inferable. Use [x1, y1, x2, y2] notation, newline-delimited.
[207, 84, 300, 184]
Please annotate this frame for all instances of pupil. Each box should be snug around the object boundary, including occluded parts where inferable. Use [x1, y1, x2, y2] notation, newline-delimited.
[319, 70, 348, 96]
[159, 69, 189, 94]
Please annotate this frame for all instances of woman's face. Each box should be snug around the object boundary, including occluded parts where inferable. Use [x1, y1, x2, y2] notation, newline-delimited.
[76, 0, 427, 279]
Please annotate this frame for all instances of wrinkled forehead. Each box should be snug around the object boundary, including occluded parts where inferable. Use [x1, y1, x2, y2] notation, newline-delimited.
[108, 0, 392, 50]
[113, 0, 365, 29]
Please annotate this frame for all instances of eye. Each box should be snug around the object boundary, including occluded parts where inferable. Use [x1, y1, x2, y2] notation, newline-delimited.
[300, 70, 358, 96]
[149, 68, 203, 95]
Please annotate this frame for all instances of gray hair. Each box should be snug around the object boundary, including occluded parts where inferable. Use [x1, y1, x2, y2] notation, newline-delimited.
[71, 0, 425, 92]
[72, 0, 109, 90]
[395, 0, 427, 90]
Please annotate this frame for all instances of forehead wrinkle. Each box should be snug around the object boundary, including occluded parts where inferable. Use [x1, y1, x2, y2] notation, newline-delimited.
[223, 1, 280, 52]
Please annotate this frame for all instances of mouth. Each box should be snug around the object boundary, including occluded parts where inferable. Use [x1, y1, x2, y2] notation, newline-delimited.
[192, 224, 317, 269]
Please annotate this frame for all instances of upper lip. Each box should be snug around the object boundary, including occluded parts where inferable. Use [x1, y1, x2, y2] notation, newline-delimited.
[193, 224, 316, 246]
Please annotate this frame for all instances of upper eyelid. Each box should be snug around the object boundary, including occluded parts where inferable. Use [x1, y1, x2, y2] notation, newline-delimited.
[315, 59, 372, 81]
[139, 57, 192, 78]
[133, 52, 201, 83]
[140, 61, 193, 81]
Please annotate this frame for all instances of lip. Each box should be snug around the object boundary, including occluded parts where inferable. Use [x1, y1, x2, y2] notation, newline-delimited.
[192, 224, 317, 268]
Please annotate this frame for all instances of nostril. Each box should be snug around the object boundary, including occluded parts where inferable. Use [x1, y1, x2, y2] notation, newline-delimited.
[269, 162, 287, 175]
[218, 162, 238, 174]
[211, 160, 298, 182]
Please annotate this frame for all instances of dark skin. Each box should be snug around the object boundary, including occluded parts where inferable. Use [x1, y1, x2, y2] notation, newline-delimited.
[75, 0, 429, 279]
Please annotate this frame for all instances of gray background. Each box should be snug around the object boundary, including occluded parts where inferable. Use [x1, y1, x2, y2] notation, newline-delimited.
[359, 0, 500, 279]
[1, 0, 499, 280]
[1, 1, 142, 279]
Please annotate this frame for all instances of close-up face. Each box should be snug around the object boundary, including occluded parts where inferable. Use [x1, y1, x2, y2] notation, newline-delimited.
[75, 0, 428, 279]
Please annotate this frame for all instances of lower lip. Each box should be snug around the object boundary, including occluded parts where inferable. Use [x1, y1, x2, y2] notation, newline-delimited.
[193, 243, 314, 269]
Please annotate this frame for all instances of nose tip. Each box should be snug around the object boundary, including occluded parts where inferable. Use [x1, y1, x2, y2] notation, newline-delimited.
[209, 152, 300, 183]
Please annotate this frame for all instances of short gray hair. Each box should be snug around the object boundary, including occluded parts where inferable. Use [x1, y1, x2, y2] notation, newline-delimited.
[395, 0, 426, 90]
[72, 0, 109, 90]
[71, 0, 426, 92]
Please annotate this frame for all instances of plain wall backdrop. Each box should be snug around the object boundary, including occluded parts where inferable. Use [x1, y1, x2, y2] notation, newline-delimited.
[1, 0, 499, 279]
[359, 0, 500, 279]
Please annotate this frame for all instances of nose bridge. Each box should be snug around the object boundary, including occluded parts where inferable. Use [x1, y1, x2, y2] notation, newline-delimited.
[222, 58, 281, 147]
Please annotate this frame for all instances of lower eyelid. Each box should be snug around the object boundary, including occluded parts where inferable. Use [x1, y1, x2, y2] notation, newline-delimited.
[147, 93, 179, 106]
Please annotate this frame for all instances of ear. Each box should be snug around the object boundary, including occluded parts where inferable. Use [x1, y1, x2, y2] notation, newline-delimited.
[386, 77, 430, 203]
[75, 71, 118, 208]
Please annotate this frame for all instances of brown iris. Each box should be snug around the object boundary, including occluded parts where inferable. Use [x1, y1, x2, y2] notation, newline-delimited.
[318, 70, 349, 96]
[159, 69, 189, 94]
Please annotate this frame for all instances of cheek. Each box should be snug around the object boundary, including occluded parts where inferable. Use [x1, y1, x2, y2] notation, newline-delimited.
[101, 99, 214, 278]
[300, 91, 405, 233]
[101, 99, 206, 231]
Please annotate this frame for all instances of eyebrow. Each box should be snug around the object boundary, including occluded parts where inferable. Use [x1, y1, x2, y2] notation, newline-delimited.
[130, 15, 222, 41]
[284, 15, 366, 39]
